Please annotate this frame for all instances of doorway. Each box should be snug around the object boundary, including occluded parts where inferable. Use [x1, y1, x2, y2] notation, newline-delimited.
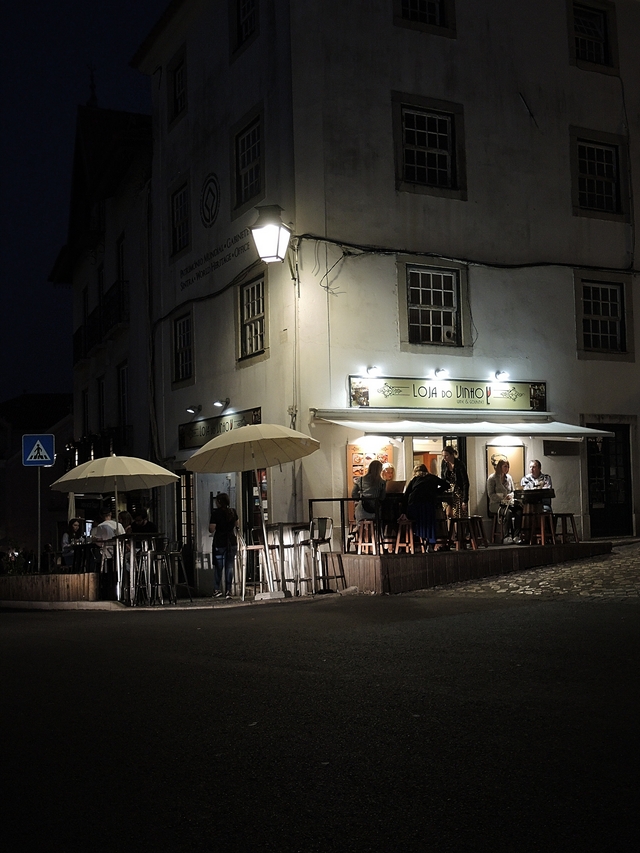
[586, 424, 633, 537]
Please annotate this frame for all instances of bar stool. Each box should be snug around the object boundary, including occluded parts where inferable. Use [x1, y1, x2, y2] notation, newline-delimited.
[356, 520, 376, 555]
[395, 518, 415, 554]
[469, 516, 489, 548]
[320, 552, 347, 591]
[552, 513, 580, 544]
[167, 542, 193, 602]
[448, 517, 478, 550]
[528, 512, 556, 546]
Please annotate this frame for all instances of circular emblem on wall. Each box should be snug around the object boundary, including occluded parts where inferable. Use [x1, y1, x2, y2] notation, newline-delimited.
[200, 173, 220, 228]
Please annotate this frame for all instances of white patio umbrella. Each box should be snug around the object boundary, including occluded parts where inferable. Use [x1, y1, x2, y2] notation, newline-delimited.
[185, 423, 320, 595]
[51, 455, 179, 602]
[51, 454, 179, 507]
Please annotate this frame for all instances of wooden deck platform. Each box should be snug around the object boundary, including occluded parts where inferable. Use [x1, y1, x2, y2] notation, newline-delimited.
[0, 572, 99, 602]
[340, 541, 613, 595]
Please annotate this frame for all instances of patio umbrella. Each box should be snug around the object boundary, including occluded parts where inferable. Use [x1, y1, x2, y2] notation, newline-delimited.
[51, 454, 179, 508]
[67, 492, 76, 522]
[185, 423, 320, 594]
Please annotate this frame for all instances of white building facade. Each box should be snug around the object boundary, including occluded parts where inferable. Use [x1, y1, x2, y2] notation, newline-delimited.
[131, 0, 640, 559]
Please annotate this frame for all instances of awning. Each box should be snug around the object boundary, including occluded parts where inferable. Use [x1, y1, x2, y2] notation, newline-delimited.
[310, 409, 615, 438]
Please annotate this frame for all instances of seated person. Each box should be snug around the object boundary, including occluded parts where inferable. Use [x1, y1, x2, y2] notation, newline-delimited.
[91, 509, 125, 599]
[61, 517, 82, 568]
[487, 460, 523, 544]
[521, 459, 553, 512]
[131, 508, 159, 535]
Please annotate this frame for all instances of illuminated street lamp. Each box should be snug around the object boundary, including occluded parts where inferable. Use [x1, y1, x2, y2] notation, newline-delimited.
[250, 205, 292, 263]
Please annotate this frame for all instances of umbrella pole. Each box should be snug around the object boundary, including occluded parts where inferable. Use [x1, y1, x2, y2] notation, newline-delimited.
[255, 467, 275, 592]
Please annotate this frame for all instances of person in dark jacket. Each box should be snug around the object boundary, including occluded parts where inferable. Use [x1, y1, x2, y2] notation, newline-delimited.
[209, 492, 239, 599]
[403, 464, 449, 548]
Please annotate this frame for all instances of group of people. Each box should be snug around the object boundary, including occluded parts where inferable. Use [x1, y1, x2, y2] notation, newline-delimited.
[352, 451, 553, 549]
[352, 446, 470, 550]
[487, 459, 553, 544]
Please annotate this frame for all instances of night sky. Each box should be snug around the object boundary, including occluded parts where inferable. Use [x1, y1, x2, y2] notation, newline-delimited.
[1, 1, 166, 404]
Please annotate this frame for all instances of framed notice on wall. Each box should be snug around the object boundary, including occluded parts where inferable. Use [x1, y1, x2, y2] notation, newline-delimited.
[486, 444, 525, 485]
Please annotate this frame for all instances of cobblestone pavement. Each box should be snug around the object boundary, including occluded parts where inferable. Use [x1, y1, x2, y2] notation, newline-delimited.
[417, 541, 640, 601]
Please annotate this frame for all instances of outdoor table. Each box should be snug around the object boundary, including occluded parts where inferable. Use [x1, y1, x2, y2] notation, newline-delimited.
[115, 533, 165, 605]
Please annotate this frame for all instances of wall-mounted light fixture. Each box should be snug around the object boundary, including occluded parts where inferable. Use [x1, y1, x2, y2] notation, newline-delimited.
[495, 370, 509, 381]
[186, 404, 202, 414]
[213, 398, 230, 410]
[366, 366, 381, 377]
[434, 368, 449, 379]
[250, 205, 292, 263]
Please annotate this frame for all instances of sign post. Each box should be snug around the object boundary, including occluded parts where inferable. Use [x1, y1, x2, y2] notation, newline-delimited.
[22, 435, 55, 571]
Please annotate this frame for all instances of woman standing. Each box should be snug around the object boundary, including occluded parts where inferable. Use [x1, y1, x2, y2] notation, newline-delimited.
[487, 459, 523, 543]
[352, 459, 387, 522]
[209, 492, 239, 599]
[440, 445, 470, 518]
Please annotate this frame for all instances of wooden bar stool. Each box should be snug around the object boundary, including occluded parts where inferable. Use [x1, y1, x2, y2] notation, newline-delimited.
[469, 516, 489, 548]
[448, 517, 478, 550]
[553, 513, 580, 543]
[320, 552, 347, 591]
[395, 518, 415, 554]
[529, 512, 556, 546]
[356, 520, 376, 555]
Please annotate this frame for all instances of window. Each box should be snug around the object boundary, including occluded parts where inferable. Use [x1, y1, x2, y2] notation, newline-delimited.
[167, 48, 187, 124]
[394, 0, 456, 37]
[398, 258, 470, 353]
[240, 276, 266, 359]
[393, 93, 466, 199]
[116, 234, 125, 282]
[81, 388, 89, 437]
[97, 376, 106, 432]
[574, 271, 634, 361]
[234, 116, 262, 210]
[407, 266, 460, 345]
[568, 1, 618, 72]
[570, 127, 628, 221]
[174, 314, 194, 383]
[171, 183, 190, 255]
[230, 0, 259, 55]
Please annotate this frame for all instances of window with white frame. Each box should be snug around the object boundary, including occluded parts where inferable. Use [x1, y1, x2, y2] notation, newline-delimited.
[407, 266, 461, 346]
[393, 93, 466, 199]
[568, 1, 618, 72]
[570, 127, 628, 221]
[394, 0, 456, 36]
[577, 139, 619, 213]
[235, 117, 261, 209]
[582, 280, 624, 352]
[174, 314, 193, 382]
[230, 0, 258, 53]
[574, 271, 634, 361]
[171, 183, 190, 255]
[240, 276, 265, 359]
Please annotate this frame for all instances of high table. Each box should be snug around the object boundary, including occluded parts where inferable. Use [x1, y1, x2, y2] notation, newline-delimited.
[513, 489, 556, 544]
[115, 533, 168, 605]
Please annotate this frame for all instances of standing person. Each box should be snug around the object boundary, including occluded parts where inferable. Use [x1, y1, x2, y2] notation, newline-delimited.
[487, 459, 523, 543]
[209, 493, 239, 599]
[352, 459, 387, 522]
[61, 517, 82, 568]
[91, 509, 125, 598]
[440, 445, 470, 518]
[403, 464, 449, 549]
[521, 459, 553, 512]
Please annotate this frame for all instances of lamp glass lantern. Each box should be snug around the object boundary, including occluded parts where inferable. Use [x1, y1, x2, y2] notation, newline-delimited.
[250, 205, 292, 263]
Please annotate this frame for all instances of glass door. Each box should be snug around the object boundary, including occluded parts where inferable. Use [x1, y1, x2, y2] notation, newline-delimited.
[586, 424, 632, 537]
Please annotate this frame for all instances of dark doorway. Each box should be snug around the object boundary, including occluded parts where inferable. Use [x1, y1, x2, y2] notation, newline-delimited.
[586, 424, 633, 537]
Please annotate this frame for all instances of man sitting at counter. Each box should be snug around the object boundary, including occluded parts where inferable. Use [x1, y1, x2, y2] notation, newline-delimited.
[521, 460, 553, 512]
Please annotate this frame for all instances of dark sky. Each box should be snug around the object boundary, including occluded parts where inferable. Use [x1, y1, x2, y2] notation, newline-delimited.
[1, 1, 167, 404]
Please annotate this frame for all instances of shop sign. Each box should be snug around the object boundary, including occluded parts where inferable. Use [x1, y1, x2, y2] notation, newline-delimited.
[179, 408, 261, 450]
[349, 376, 547, 412]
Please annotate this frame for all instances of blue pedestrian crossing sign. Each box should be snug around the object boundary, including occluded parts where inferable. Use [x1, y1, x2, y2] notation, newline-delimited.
[22, 434, 55, 467]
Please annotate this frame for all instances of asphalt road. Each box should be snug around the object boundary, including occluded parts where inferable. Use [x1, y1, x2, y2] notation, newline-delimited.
[2, 572, 639, 852]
